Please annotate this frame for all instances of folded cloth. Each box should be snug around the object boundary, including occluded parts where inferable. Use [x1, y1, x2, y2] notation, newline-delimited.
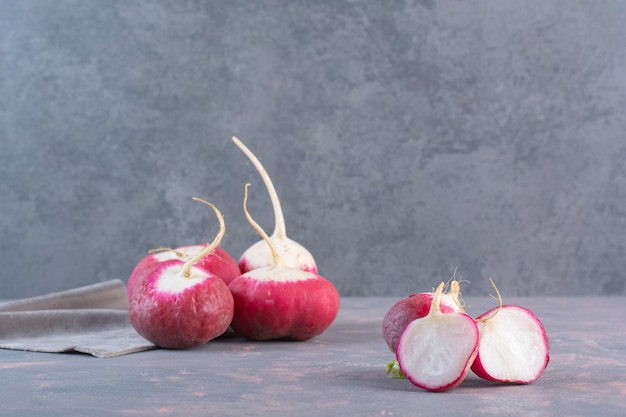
[0, 280, 156, 358]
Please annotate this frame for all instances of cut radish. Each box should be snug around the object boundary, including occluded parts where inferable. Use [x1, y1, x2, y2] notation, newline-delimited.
[382, 281, 464, 352]
[396, 282, 479, 392]
[232, 136, 317, 274]
[471, 304, 550, 384]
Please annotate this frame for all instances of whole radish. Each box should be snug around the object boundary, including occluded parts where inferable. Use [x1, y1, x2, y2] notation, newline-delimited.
[127, 245, 240, 300]
[128, 200, 234, 349]
[232, 136, 317, 274]
[471, 300, 549, 384]
[228, 184, 340, 341]
[382, 281, 464, 352]
[396, 282, 479, 392]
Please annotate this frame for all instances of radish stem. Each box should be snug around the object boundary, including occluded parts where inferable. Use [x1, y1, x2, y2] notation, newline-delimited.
[476, 278, 503, 322]
[243, 183, 280, 266]
[181, 198, 226, 278]
[430, 282, 446, 315]
[449, 280, 467, 314]
[232, 136, 287, 240]
[148, 247, 185, 258]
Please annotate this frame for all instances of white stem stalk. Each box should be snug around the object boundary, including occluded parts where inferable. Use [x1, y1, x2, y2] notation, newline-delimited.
[232, 136, 287, 239]
[181, 198, 226, 278]
[243, 183, 280, 266]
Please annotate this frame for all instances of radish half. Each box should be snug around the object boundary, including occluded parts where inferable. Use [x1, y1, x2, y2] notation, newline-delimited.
[471, 305, 550, 384]
[382, 281, 464, 352]
[227, 184, 340, 341]
[396, 282, 479, 392]
[232, 136, 317, 274]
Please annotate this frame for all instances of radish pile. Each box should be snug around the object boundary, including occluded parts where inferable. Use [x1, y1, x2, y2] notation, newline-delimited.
[127, 136, 339, 348]
[125, 132, 549, 394]
[383, 279, 549, 391]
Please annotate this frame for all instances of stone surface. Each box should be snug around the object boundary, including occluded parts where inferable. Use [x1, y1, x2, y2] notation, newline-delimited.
[0, 296, 625, 416]
[1, 1, 626, 297]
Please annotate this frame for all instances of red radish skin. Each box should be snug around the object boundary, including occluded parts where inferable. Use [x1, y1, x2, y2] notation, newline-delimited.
[228, 184, 340, 341]
[471, 305, 550, 384]
[232, 136, 318, 274]
[127, 255, 158, 299]
[396, 282, 479, 392]
[228, 270, 340, 341]
[127, 245, 240, 300]
[129, 260, 234, 349]
[382, 282, 464, 352]
[128, 199, 235, 349]
[185, 246, 240, 285]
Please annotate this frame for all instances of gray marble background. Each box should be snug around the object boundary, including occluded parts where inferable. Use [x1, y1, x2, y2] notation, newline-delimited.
[2, 1, 625, 298]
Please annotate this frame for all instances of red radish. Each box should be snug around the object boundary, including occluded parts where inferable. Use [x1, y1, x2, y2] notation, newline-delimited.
[127, 245, 240, 300]
[396, 282, 479, 392]
[232, 136, 317, 274]
[471, 295, 549, 384]
[382, 281, 464, 352]
[128, 200, 234, 349]
[227, 184, 340, 341]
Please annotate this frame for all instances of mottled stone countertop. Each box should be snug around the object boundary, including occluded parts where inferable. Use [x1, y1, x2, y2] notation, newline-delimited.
[1, 297, 624, 417]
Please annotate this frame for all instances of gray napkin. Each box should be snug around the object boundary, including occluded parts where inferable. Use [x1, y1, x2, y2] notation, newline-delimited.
[0, 279, 156, 358]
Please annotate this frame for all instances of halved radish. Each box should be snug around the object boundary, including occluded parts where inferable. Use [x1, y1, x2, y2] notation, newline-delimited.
[471, 304, 550, 384]
[396, 282, 479, 392]
[382, 281, 464, 352]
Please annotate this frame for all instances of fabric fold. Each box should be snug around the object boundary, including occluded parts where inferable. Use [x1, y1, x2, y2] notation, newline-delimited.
[0, 280, 156, 358]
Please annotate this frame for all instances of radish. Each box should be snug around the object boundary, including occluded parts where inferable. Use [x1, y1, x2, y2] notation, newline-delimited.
[128, 200, 234, 349]
[382, 280, 464, 352]
[395, 282, 479, 392]
[127, 245, 240, 300]
[126, 200, 241, 300]
[470, 287, 550, 384]
[232, 136, 317, 274]
[227, 184, 340, 341]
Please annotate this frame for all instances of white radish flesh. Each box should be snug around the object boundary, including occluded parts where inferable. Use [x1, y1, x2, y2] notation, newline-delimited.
[382, 281, 464, 352]
[471, 305, 550, 384]
[396, 282, 479, 392]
